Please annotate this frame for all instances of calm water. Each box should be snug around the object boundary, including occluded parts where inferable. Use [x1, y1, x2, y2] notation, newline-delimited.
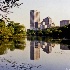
[0, 38, 70, 70]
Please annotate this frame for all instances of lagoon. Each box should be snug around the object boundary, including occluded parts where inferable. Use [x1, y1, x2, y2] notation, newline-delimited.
[0, 38, 70, 70]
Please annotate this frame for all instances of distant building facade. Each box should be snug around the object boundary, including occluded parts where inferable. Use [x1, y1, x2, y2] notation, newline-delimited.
[30, 10, 55, 30]
[60, 20, 70, 27]
[30, 10, 40, 30]
[40, 17, 55, 29]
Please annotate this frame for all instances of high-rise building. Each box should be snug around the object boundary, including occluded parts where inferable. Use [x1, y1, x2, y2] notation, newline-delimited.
[40, 17, 55, 29]
[30, 10, 40, 30]
[60, 20, 70, 27]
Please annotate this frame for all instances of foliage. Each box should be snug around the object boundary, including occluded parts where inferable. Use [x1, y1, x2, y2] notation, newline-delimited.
[0, 0, 22, 13]
[0, 19, 26, 39]
[27, 24, 70, 39]
[0, 0, 23, 21]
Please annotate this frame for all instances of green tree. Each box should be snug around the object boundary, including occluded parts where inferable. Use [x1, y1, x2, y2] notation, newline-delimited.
[13, 23, 26, 37]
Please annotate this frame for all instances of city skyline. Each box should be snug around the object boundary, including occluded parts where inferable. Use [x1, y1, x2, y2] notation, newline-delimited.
[2, 0, 70, 29]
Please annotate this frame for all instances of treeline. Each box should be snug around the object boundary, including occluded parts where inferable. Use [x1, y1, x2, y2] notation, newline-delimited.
[27, 24, 70, 39]
[0, 19, 26, 39]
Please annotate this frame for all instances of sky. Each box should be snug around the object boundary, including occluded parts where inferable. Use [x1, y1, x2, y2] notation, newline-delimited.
[6, 0, 70, 29]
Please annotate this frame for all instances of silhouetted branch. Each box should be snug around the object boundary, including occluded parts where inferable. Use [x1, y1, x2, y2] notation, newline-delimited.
[0, 0, 23, 21]
[0, 0, 23, 13]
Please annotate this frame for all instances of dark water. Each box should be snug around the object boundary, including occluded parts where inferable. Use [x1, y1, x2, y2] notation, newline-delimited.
[0, 38, 70, 70]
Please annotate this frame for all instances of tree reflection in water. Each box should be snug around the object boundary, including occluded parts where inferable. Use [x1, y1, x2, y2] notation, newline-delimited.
[0, 38, 26, 55]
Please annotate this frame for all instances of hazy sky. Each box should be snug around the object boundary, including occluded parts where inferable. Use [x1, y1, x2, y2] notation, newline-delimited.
[7, 0, 70, 29]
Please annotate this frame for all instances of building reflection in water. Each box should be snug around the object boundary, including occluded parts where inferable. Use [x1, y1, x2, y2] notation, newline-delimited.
[60, 44, 70, 50]
[30, 41, 55, 60]
[41, 41, 55, 54]
[30, 41, 40, 60]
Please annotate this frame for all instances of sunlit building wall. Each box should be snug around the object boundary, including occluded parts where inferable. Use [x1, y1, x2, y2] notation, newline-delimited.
[30, 10, 40, 30]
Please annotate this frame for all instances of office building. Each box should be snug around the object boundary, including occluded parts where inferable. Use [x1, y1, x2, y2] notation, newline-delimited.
[40, 17, 55, 29]
[30, 10, 40, 30]
[60, 20, 70, 27]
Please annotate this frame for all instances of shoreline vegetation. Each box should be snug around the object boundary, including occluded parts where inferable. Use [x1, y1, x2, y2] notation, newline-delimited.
[0, 18, 70, 45]
[0, 19, 26, 39]
[0, 18, 70, 54]
[27, 24, 70, 39]
[0, 18, 26, 55]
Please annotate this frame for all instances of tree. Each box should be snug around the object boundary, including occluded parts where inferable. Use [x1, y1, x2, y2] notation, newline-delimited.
[0, 0, 22, 13]
[0, 0, 23, 20]
[0, 19, 8, 39]
[7, 21, 14, 35]
[0, 19, 26, 39]
[7, 21, 26, 37]
[14, 23, 26, 35]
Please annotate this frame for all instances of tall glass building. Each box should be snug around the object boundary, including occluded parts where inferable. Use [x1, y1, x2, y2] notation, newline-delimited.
[30, 10, 40, 30]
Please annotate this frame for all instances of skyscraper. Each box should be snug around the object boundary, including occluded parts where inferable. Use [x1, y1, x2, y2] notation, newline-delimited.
[30, 10, 40, 30]
[40, 17, 55, 29]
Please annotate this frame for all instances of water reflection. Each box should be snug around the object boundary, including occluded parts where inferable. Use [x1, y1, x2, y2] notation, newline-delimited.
[30, 41, 55, 59]
[1, 37, 70, 70]
[29, 37, 70, 60]
[0, 38, 26, 55]
[60, 44, 70, 50]
[30, 41, 40, 60]
[41, 42, 55, 53]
